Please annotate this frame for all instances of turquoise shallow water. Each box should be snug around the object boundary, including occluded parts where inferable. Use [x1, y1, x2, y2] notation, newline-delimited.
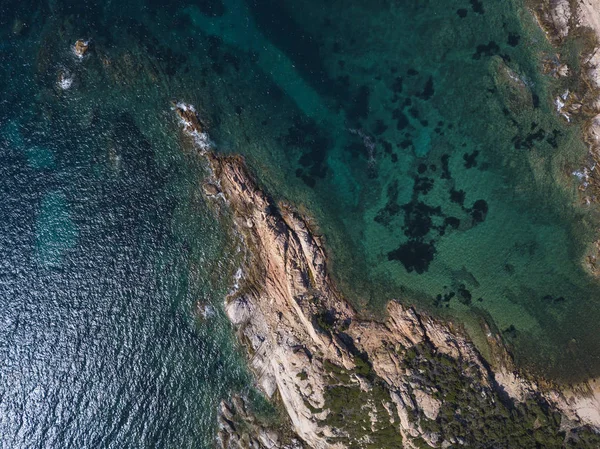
[1, 0, 600, 447]
[212, 0, 600, 381]
[175, 0, 600, 380]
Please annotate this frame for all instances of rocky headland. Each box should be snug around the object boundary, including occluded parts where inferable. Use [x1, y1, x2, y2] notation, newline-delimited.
[173, 102, 600, 448]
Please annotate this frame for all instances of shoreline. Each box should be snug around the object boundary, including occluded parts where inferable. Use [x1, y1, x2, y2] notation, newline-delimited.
[173, 104, 600, 448]
[530, 0, 600, 204]
[529, 0, 600, 421]
[173, 5, 600, 445]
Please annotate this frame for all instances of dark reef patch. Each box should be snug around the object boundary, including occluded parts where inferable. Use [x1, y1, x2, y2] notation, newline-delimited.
[205, 35, 242, 75]
[393, 109, 411, 131]
[547, 129, 561, 148]
[284, 117, 330, 186]
[374, 181, 401, 226]
[401, 201, 442, 239]
[434, 290, 456, 307]
[347, 85, 370, 121]
[193, 0, 226, 17]
[473, 41, 500, 60]
[542, 294, 566, 304]
[507, 32, 520, 47]
[388, 240, 436, 274]
[373, 119, 388, 136]
[513, 126, 546, 150]
[399, 138, 413, 150]
[503, 325, 518, 340]
[444, 216, 460, 230]
[463, 150, 479, 169]
[413, 176, 434, 195]
[441, 154, 452, 180]
[391, 76, 403, 94]
[457, 284, 472, 305]
[418, 76, 435, 101]
[469, 199, 488, 224]
[244, 0, 337, 97]
[450, 189, 466, 206]
[382, 140, 393, 154]
[470, 0, 485, 14]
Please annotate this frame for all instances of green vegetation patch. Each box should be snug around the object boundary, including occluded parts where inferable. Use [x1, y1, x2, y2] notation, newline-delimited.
[403, 342, 600, 448]
[321, 356, 403, 448]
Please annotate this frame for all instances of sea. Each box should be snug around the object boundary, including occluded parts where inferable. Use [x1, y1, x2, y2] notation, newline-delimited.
[1, 0, 599, 447]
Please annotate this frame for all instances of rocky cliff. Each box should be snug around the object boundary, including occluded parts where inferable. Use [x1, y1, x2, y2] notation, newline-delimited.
[173, 103, 600, 448]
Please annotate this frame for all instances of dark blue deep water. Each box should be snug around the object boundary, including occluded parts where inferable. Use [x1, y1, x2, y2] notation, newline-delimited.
[0, 2, 254, 447]
[1, 0, 600, 447]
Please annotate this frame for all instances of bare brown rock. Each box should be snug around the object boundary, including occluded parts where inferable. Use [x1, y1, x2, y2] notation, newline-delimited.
[201, 153, 522, 447]
[73, 39, 89, 58]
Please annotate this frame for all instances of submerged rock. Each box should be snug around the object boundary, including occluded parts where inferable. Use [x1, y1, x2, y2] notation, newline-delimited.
[12, 18, 25, 36]
[535, 0, 600, 206]
[196, 302, 216, 320]
[490, 57, 534, 112]
[57, 70, 73, 90]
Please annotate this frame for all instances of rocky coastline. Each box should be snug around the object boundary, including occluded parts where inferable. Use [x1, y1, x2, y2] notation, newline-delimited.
[531, 0, 600, 202]
[529, 0, 600, 420]
[174, 100, 600, 448]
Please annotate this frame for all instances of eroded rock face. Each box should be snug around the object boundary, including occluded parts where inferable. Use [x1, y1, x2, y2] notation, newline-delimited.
[202, 182, 220, 196]
[532, 0, 571, 42]
[208, 154, 354, 448]
[549, 0, 571, 38]
[203, 154, 529, 447]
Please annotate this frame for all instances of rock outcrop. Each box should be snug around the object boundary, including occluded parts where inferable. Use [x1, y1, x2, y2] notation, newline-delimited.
[57, 70, 73, 90]
[173, 103, 600, 448]
[532, 0, 600, 203]
[217, 396, 304, 449]
[73, 39, 89, 58]
[172, 102, 212, 150]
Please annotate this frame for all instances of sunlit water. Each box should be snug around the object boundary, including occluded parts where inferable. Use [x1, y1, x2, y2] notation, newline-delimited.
[1, 0, 600, 447]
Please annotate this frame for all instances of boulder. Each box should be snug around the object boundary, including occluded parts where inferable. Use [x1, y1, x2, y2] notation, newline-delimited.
[73, 39, 89, 58]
